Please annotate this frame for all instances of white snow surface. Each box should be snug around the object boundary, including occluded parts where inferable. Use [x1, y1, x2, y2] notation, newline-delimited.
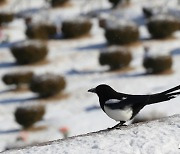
[0, 0, 180, 153]
[2, 115, 180, 154]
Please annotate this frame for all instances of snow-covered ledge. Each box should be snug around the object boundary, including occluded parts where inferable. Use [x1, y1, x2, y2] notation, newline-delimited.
[2, 115, 180, 154]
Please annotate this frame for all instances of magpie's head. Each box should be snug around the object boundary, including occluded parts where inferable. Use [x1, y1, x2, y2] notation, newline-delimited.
[88, 84, 116, 99]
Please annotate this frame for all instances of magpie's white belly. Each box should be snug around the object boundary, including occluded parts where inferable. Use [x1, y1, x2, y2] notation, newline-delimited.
[104, 106, 133, 121]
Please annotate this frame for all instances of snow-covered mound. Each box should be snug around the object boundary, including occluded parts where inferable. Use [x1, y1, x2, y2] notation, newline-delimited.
[2, 114, 180, 154]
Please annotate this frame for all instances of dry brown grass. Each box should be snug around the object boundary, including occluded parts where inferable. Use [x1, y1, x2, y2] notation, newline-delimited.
[108, 66, 134, 73]
[146, 69, 174, 75]
[24, 125, 47, 132]
[51, 1, 72, 8]
[26, 59, 50, 66]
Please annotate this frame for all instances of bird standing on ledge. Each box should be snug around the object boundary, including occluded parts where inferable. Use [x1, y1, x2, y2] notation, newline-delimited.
[88, 84, 180, 129]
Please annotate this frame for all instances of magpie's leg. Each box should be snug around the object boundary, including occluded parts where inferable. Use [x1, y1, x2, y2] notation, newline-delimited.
[108, 121, 126, 130]
[108, 123, 120, 130]
[115, 121, 127, 129]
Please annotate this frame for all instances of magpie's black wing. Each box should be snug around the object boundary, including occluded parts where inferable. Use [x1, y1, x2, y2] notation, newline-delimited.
[104, 94, 150, 110]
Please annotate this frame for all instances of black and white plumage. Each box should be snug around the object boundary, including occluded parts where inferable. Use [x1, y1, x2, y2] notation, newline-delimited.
[88, 84, 180, 129]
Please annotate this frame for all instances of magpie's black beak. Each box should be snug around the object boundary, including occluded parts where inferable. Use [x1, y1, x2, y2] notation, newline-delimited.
[88, 88, 96, 93]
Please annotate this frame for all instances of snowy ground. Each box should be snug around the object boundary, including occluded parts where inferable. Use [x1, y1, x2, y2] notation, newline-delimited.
[0, 0, 180, 152]
[2, 115, 180, 154]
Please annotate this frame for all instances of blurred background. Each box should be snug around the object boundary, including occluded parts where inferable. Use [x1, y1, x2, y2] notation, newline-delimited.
[0, 0, 180, 151]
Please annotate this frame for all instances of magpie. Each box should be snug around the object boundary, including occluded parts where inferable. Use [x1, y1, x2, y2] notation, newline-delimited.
[88, 84, 180, 129]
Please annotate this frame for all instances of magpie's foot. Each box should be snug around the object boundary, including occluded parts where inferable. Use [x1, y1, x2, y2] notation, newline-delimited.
[108, 124, 121, 130]
[115, 124, 127, 129]
[108, 122, 127, 130]
[115, 126, 121, 129]
[121, 124, 127, 126]
[107, 127, 115, 130]
[107, 126, 118, 130]
[108, 125, 122, 130]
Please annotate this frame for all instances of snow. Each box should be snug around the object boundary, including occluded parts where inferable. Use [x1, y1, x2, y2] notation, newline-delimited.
[149, 14, 178, 22]
[143, 47, 171, 58]
[2, 115, 180, 154]
[101, 45, 130, 54]
[16, 103, 45, 111]
[105, 18, 137, 30]
[63, 16, 92, 24]
[0, 0, 180, 153]
[32, 73, 63, 82]
[12, 40, 46, 48]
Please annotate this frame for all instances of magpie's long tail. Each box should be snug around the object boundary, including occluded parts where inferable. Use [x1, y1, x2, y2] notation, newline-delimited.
[147, 85, 180, 105]
[161, 85, 180, 95]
